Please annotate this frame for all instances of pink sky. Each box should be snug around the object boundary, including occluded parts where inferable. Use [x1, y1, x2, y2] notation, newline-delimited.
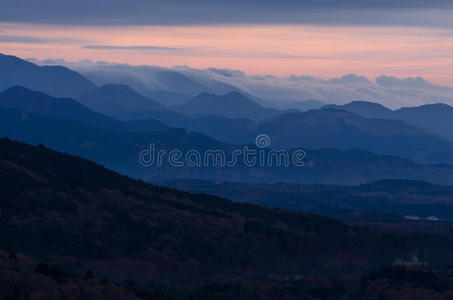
[1, 22, 453, 85]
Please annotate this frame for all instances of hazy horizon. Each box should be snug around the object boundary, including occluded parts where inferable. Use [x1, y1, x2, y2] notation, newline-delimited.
[14, 53, 451, 109]
[25, 55, 447, 86]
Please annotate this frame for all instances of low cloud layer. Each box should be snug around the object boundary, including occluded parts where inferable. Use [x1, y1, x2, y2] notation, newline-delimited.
[28, 58, 453, 109]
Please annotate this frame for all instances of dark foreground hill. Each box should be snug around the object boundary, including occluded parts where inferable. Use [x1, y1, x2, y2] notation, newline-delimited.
[161, 179, 453, 222]
[2, 139, 453, 298]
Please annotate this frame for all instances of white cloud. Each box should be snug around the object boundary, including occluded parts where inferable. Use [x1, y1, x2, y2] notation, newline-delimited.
[29, 58, 453, 109]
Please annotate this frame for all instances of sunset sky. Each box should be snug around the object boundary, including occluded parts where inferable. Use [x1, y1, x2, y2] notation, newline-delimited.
[1, 0, 453, 85]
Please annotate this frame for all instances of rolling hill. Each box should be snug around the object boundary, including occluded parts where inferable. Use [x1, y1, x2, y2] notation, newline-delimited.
[282, 99, 325, 111]
[174, 91, 281, 120]
[0, 106, 230, 176]
[395, 103, 453, 142]
[229, 109, 453, 164]
[76, 83, 165, 118]
[124, 112, 255, 143]
[0, 86, 166, 133]
[3, 87, 453, 184]
[0, 138, 401, 281]
[324, 101, 394, 119]
[3, 103, 453, 185]
[325, 101, 453, 142]
[146, 90, 192, 107]
[128, 104, 453, 164]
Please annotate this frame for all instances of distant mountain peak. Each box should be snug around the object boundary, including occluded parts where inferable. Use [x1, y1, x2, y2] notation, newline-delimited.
[190, 91, 257, 105]
[76, 83, 164, 117]
[2, 85, 46, 95]
[341, 101, 393, 111]
[0, 53, 96, 98]
[224, 91, 246, 97]
[195, 92, 217, 98]
[100, 83, 135, 91]
[396, 102, 453, 115]
[323, 101, 394, 119]
[408, 103, 453, 110]
[175, 91, 280, 120]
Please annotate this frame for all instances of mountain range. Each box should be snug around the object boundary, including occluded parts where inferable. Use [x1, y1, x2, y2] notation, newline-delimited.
[60, 60, 245, 100]
[3, 99, 453, 185]
[30, 57, 453, 108]
[0, 86, 166, 133]
[136, 106, 453, 164]
[228, 109, 453, 164]
[284, 99, 325, 111]
[0, 54, 290, 121]
[326, 101, 453, 142]
[4, 52, 453, 298]
[108, 96, 453, 165]
[3, 53, 453, 180]
[173, 91, 281, 121]
[6, 53, 453, 159]
[3, 86, 453, 184]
